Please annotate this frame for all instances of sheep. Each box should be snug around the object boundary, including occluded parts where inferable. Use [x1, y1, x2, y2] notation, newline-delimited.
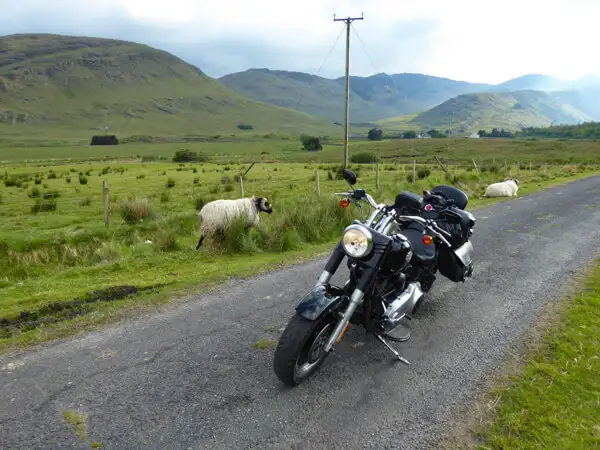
[196, 195, 273, 249]
[483, 178, 519, 198]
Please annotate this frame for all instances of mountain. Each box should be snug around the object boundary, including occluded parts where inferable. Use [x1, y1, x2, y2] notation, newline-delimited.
[0, 34, 337, 139]
[220, 69, 600, 127]
[219, 69, 491, 123]
[379, 90, 593, 133]
[217, 69, 382, 124]
[489, 74, 569, 92]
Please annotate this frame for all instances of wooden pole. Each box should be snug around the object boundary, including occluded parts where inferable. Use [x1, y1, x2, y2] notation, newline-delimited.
[242, 161, 256, 178]
[102, 180, 109, 228]
[334, 14, 364, 168]
[240, 176, 244, 197]
[434, 155, 451, 176]
[315, 170, 320, 195]
[472, 158, 479, 174]
[376, 162, 380, 189]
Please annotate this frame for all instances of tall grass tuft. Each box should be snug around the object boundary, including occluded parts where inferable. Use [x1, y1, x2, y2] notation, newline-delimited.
[118, 197, 153, 224]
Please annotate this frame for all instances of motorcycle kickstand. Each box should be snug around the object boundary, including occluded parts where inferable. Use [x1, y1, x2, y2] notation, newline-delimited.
[375, 333, 411, 365]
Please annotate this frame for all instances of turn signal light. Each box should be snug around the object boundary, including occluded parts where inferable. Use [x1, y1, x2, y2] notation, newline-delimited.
[422, 235, 433, 245]
[340, 199, 350, 208]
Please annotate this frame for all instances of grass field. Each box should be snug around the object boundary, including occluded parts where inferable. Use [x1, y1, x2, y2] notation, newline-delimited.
[3, 136, 600, 165]
[1, 138, 600, 352]
[474, 258, 600, 449]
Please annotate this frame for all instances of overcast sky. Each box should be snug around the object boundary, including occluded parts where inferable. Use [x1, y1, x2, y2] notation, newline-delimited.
[2, 0, 598, 84]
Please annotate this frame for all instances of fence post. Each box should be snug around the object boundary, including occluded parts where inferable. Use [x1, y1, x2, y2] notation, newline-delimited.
[315, 169, 320, 196]
[376, 162, 380, 189]
[239, 176, 244, 197]
[102, 180, 109, 228]
[472, 158, 479, 174]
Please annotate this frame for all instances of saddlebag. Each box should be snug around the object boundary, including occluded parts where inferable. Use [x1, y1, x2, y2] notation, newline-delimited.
[435, 207, 475, 249]
[437, 241, 474, 282]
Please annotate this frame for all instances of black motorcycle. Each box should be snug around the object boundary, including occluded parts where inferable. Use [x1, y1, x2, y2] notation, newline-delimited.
[273, 168, 476, 386]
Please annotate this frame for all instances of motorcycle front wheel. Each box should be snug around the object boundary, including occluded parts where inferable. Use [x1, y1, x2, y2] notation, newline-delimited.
[273, 313, 336, 386]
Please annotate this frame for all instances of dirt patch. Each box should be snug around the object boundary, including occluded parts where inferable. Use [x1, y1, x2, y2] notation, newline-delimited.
[434, 265, 593, 449]
[0, 284, 166, 337]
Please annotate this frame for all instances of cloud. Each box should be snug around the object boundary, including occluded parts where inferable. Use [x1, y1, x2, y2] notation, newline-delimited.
[1, 0, 600, 83]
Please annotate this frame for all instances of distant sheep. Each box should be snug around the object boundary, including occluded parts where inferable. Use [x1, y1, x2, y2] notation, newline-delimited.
[196, 196, 273, 249]
[483, 178, 519, 197]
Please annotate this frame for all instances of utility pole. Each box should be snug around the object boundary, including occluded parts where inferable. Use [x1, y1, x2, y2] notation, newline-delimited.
[334, 13, 363, 168]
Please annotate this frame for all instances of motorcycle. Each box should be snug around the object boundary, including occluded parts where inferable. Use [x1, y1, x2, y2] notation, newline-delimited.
[273, 168, 476, 386]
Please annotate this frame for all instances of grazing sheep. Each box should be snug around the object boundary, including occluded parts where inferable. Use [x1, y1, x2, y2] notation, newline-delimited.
[196, 195, 273, 249]
[483, 178, 519, 197]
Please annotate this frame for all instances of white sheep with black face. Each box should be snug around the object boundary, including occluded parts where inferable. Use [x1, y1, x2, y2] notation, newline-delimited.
[483, 178, 519, 197]
[196, 195, 273, 249]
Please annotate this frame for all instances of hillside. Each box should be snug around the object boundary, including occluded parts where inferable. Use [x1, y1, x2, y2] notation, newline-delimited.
[0, 34, 338, 140]
[379, 90, 593, 134]
[219, 69, 491, 122]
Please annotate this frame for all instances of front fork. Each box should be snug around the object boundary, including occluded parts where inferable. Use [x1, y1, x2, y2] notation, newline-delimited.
[315, 243, 376, 353]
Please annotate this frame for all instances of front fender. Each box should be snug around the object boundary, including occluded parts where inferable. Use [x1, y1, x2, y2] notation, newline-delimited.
[295, 283, 347, 321]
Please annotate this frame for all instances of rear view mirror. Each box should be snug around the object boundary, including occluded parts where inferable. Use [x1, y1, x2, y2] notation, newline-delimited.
[342, 169, 357, 186]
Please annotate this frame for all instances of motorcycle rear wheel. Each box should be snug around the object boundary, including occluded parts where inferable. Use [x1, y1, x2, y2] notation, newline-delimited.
[273, 313, 336, 386]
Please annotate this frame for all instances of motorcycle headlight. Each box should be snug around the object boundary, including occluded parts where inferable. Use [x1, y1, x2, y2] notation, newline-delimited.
[341, 224, 373, 258]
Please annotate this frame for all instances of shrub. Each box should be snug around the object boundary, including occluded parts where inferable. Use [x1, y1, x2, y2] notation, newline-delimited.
[300, 135, 323, 151]
[141, 155, 157, 162]
[193, 177, 200, 185]
[118, 197, 153, 224]
[34, 178, 42, 185]
[160, 191, 170, 203]
[65, 177, 71, 184]
[417, 167, 431, 179]
[78, 175, 88, 185]
[351, 152, 379, 164]
[31, 198, 57, 213]
[4, 178, 18, 187]
[221, 175, 232, 185]
[136, 173, 146, 179]
[224, 184, 234, 192]
[237, 124, 254, 130]
[47, 171, 57, 179]
[172, 149, 209, 163]
[28, 187, 41, 198]
[79, 197, 91, 206]
[165, 178, 176, 188]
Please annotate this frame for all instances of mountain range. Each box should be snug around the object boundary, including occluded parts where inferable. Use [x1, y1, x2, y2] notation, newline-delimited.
[1, 32, 599, 140]
[220, 69, 600, 131]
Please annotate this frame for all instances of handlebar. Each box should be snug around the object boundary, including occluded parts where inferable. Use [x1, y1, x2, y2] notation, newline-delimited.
[334, 191, 453, 247]
[333, 191, 380, 209]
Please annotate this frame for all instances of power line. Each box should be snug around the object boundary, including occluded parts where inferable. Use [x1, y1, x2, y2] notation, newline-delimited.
[293, 25, 347, 111]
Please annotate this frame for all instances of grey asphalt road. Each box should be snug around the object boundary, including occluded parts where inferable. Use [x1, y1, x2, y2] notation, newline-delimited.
[2, 176, 600, 450]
